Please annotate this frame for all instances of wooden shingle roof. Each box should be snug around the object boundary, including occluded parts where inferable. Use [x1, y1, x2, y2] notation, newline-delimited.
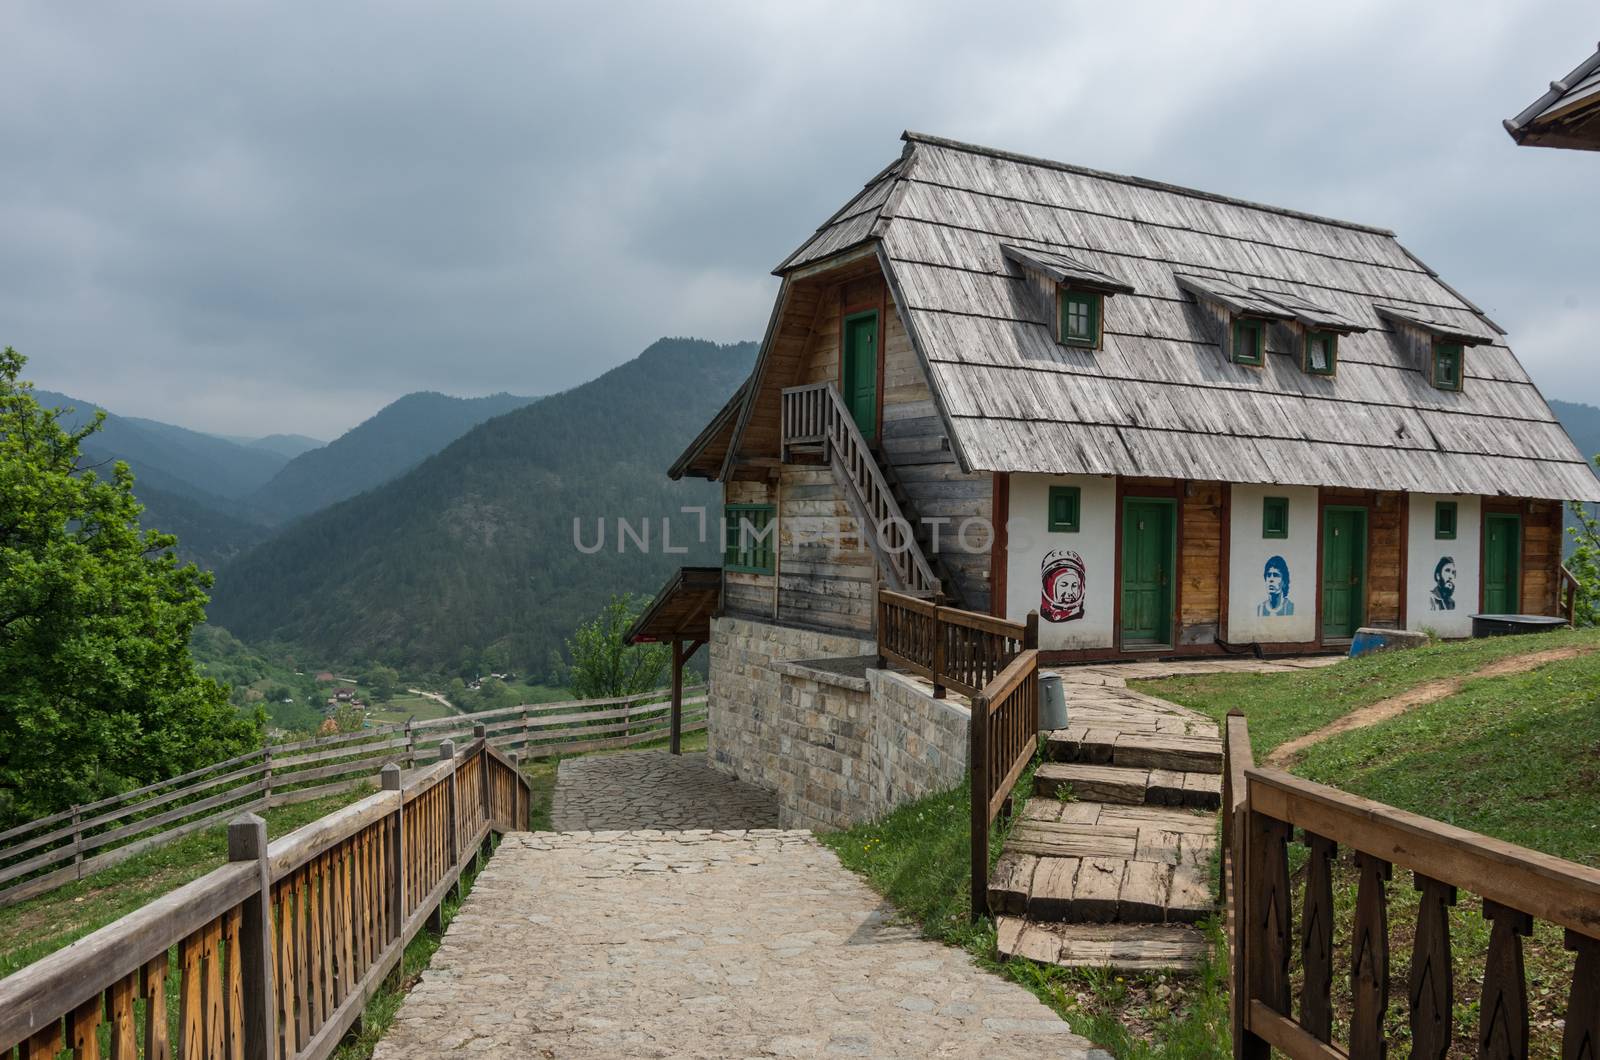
[739, 132, 1599, 501]
[1505, 43, 1600, 150]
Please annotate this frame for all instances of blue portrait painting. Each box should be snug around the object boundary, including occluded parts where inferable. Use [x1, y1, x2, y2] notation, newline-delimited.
[1257, 555, 1293, 617]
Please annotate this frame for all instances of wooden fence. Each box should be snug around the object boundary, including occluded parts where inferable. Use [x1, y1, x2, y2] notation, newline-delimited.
[1560, 563, 1580, 626]
[0, 687, 705, 910]
[969, 647, 1041, 921]
[1222, 712, 1600, 1058]
[0, 735, 532, 1060]
[877, 588, 1038, 699]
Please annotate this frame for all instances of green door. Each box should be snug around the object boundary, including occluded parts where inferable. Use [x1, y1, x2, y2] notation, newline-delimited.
[1321, 507, 1367, 639]
[1121, 499, 1174, 646]
[1484, 514, 1521, 613]
[842, 310, 878, 438]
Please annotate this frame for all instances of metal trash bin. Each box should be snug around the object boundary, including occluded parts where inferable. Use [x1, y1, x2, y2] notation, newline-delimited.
[1038, 672, 1068, 731]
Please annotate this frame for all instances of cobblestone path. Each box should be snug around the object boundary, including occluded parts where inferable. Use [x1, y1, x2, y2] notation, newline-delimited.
[548, 751, 779, 831]
[374, 830, 1105, 1059]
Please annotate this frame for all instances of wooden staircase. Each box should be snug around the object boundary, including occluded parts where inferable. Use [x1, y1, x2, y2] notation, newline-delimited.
[780, 382, 940, 598]
[989, 685, 1224, 973]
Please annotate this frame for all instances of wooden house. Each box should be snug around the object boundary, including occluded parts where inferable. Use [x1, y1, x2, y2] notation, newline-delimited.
[1506, 42, 1600, 150]
[658, 131, 1599, 666]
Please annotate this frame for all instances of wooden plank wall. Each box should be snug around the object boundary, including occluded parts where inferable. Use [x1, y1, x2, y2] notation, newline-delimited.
[1370, 491, 1404, 627]
[778, 465, 875, 634]
[878, 292, 993, 611]
[1523, 498, 1564, 615]
[1178, 481, 1224, 644]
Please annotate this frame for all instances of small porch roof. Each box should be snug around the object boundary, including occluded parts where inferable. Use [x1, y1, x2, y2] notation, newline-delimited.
[625, 566, 721, 645]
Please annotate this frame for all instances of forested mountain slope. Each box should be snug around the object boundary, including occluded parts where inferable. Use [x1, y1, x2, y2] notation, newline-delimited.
[246, 391, 540, 524]
[208, 338, 755, 674]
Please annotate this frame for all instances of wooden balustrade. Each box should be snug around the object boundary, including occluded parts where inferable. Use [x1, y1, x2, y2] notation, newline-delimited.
[879, 588, 1037, 699]
[1560, 564, 1580, 626]
[780, 382, 940, 595]
[969, 648, 1040, 921]
[0, 739, 532, 1060]
[1, 688, 700, 909]
[1223, 712, 1600, 1058]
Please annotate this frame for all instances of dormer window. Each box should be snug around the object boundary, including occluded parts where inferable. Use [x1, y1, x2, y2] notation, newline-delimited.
[1432, 341, 1463, 391]
[1059, 289, 1101, 348]
[1232, 318, 1265, 366]
[1305, 331, 1338, 376]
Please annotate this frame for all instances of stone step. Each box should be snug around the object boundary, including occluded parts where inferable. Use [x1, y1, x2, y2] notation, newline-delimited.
[1033, 762, 1222, 810]
[1045, 728, 1223, 775]
[996, 917, 1210, 973]
[989, 839, 1214, 926]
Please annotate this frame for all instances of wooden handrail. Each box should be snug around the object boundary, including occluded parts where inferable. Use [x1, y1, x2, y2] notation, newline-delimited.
[780, 382, 939, 595]
[0, 740, 534, 1058]
[1227, 742, 1600, 1056]
[879, 588, 1036, 699]
[1560, 564, 1580, 626]
[969, 648, 1040, 921]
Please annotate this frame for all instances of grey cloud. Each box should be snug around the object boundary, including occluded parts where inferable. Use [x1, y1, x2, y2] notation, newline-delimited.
[1, 0, 1595, 436]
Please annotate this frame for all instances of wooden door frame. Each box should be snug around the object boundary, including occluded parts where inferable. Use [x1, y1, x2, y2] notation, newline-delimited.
[1316, 497, 1371, 643]
[1115, 487, 1181, 650]
[990, 473, 1011, 618]
[1479, 508, 1523, 613]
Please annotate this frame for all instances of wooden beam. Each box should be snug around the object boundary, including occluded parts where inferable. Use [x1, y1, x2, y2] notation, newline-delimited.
[670, 640, 685, 756]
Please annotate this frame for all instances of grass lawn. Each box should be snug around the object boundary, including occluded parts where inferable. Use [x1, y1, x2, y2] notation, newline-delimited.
[819, 766, 1230, 1058]
[366, 693, 458, 726]
[1139, 625, 1600, 757]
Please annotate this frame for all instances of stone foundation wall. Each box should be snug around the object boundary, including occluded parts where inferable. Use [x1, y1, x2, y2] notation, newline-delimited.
[707, 615, 970, 831]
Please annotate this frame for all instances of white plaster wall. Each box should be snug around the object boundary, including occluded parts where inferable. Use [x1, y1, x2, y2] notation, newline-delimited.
[1406, 494, 1480, 638]
[1004, 474, 1116, 651]
[1227, 484, 1319, 644]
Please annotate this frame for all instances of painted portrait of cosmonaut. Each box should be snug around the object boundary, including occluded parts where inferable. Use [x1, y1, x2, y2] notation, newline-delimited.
[1041, 549, 1086, 623]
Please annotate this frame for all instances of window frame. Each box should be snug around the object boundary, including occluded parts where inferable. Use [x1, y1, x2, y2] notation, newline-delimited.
[1304, 330, 1338, 376]
[723, 503, 777, 574]
[1058, 288, 1102, 349]
[1432, 341, 1464, 392]
[1262, 496, 1290, 539]
[1232, 316, 1265, 366]
[1435, 500, 1458, 540]
[1047, 485, 1081, 533]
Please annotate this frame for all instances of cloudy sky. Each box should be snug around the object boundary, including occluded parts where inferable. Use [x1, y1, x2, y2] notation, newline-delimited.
[2, 1, 1595, 438]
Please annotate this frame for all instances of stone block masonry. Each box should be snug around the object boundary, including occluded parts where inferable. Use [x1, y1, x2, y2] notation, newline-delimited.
[707, 615, 970, 830]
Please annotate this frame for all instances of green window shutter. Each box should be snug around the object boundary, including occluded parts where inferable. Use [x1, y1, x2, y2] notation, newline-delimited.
[1433, 342, 1463, 391]
[1435, 501, 1457, 540]
[724, 504, 776, 573]
[1305, 331, 1337, 375]
[1232, 318, 1263, 366]
[1059, 290, 1100, 348]
[1262, 496, 1289, 539]
[1047, 486, 1081, 532]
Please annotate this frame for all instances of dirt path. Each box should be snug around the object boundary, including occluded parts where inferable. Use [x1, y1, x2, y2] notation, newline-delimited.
[1265, 645, 1594, 768]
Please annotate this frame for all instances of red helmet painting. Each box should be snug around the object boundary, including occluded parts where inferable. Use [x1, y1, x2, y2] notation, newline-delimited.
[1040, 548, 1087, 623]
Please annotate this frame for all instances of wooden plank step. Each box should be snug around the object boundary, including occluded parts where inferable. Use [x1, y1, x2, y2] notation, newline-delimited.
[1033, 763, 1149, 805]
[1045, 729, 1223, 774]
[996, 917, 1210, 973]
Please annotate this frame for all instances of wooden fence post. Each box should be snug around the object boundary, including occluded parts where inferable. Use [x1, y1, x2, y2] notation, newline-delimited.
[382, 765, 405, 944]
[969, 692, 989, 921]
[404, 722, 416, 769]
[1024, 610, 1039, 650]
[228, 813, 277, 1060]
[932, 608, 947, 700]
[70, 806, 83, 882]
[670, 640, 684, 756]
[509, 752, 523, 828]
[475, 726, 490, 847]
[262, 748, 274, 808]
[442, 740, 459, 893]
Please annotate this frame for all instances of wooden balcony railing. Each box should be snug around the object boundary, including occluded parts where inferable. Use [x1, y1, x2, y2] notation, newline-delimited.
[1223, 712, 1600, 1059]
[0, 732, 532, 1060]
[878, 588, 1037, 699]
[969, 647, 1040, 920]
[780, 382, 939, 596]
[1560, 564, 1580, 626]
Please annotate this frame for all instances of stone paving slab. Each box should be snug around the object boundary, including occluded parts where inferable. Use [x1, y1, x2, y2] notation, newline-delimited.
[375, 831, 1107, 1060]
[548, 751, 779, 831]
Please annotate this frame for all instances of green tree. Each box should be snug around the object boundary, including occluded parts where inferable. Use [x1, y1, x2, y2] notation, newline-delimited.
[0, 348, 259, 827]
[361, 664, 400, 703]
[563, 594, 669, 699]
[1567, 464, 1600, 626]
